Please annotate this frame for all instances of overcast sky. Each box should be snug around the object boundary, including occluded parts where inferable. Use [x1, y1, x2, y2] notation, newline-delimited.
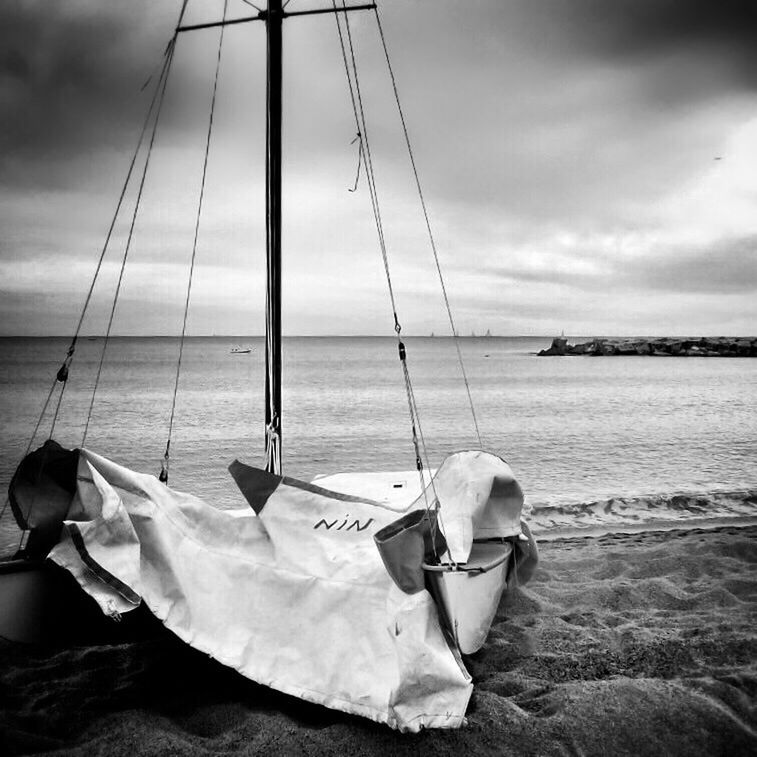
[1, 0, 756, 336]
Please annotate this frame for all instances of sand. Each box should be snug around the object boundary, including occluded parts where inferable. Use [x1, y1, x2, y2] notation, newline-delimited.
[1, 525, 755, 756]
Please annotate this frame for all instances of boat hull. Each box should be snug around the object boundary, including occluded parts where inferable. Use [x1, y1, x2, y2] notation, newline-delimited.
[0, 557, 157, 645]
[424, 541, 513, 654]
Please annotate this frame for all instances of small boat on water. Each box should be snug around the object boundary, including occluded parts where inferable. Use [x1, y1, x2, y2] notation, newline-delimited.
[0, 0, 538, 731]
[230, 346, 252, 354]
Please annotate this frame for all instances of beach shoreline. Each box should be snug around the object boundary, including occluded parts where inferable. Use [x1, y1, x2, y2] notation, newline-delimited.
[1, 523, 755, 756]
[532, 515, 757, 542]
[526, 487, 757, 540]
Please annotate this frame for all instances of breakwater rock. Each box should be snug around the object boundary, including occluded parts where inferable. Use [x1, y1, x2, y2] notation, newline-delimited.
[538, 336, 757, 357]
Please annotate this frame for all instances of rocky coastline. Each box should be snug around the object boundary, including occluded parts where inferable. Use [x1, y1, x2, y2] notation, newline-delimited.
[538, 336, 757, 357]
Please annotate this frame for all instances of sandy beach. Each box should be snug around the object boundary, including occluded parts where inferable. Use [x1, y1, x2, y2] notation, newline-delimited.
[2, 0, 755, 752]
[1, 523, 755, 756]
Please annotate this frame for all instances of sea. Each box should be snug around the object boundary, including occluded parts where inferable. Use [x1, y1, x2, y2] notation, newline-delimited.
[1, 335, 755, 551]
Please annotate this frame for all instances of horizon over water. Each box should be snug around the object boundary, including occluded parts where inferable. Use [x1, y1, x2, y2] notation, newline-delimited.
[1, 335, 755, 550]
[10, 333, 757, 338]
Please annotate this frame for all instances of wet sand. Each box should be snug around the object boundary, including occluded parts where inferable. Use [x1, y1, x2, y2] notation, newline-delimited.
[1, 525, 755, 756]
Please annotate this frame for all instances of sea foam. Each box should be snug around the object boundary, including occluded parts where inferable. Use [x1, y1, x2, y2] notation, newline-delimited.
[527, 489, 757, 538]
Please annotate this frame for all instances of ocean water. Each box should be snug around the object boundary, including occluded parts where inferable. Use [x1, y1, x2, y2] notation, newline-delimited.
[1, 336, 755, 549]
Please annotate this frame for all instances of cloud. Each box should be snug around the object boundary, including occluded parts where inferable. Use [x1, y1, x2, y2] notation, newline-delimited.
[0, 2, 166, 156]
[567, 0, 757, 70]
[1, 0, 756, 335]
[483, 235, 757, 296]
[625, 237, 757, 294]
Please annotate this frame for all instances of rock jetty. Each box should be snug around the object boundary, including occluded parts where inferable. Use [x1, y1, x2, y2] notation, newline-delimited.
[538, 336, 757, 357]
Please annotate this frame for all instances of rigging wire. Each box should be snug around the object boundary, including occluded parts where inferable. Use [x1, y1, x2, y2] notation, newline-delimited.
[0, 377, 57, 526]
[34, 40, 177, 448]
[75, 0, 189, 446]
[81, 38, 179, 448]
[48, 361, 70, 440]
[14, 349, 78, 549]
[373, 5, 484, 450]
[332, 1, 446, 555]
[72, 1, 189, 353]
[161, 0, 230, 484]
[336, 5, 391, 315]
[348, 132, 363, 192]
[0, 2, 190, 532]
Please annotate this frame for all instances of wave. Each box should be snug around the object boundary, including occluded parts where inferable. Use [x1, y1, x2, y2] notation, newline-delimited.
[526, 489, 757, 538]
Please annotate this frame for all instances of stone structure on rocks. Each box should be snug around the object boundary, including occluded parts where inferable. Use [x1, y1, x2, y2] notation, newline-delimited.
[538, 336, 757, 357]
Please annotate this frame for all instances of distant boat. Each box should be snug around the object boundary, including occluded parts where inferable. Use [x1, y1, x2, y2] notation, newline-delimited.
[230, 346, 252, 354]
[485, 329, 492, 338]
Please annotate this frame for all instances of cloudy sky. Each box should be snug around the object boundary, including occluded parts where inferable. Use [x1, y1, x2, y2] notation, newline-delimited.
[1, 0, 756, 336]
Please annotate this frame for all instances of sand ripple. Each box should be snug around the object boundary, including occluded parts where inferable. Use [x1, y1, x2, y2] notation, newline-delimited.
[1, 526, 755, 756]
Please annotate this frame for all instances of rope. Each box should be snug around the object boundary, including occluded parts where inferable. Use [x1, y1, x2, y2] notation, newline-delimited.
[6, 27, 181, 466]
[348, 132, 363, 192]
[15, 347, 77, 547]
[48, 376, 68, 440]
[70, 0, 189, 354]
[339, 7, 395, 318]
[373, 5, 483, 450]
[24, 380, 59, 454]
[161, 0, 229, 484]
[81, 38, 178, 449]
[78, 3, 189, 448]
[332, 2, 447, 555]
[0, 374, 57, 526]
[0, 2, 190, 534]
[0, 337, 76, 527]
[264, 280, 281, 478]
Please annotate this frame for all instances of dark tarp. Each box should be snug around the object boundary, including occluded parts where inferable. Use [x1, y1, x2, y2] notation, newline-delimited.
[374, 509, 447, 594]
[8, 440, 80, 559]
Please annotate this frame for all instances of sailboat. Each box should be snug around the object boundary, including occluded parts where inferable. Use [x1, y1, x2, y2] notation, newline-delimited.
[0, 1, 538, 732]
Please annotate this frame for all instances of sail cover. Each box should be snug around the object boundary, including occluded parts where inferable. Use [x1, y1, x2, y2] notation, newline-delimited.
[43, 447, 536, 730]
[47, 448, 475, 730]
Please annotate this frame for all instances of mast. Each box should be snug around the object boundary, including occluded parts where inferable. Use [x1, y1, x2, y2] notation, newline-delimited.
[264, 0, 283, 474]
[176, 1, 376, 475]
